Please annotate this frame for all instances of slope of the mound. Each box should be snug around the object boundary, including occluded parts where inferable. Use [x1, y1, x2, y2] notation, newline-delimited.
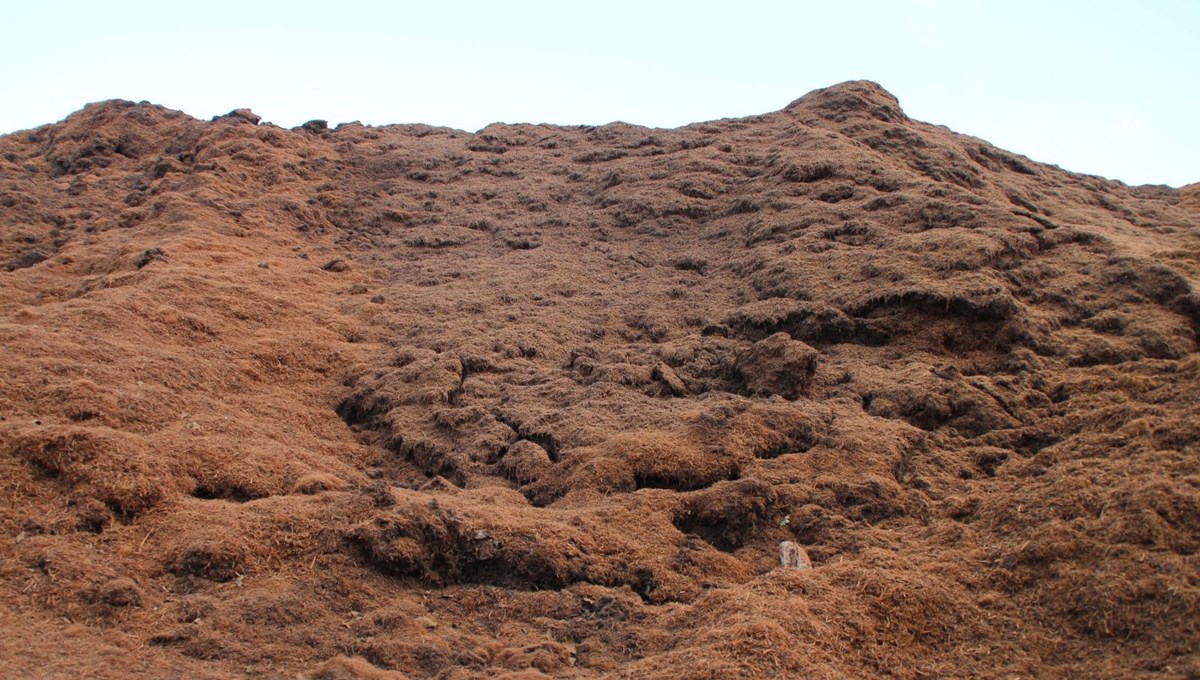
[1, 82, 1198, 679]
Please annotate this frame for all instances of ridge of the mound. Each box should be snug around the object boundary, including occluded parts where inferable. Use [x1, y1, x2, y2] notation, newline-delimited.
[47, 80, 910, 135]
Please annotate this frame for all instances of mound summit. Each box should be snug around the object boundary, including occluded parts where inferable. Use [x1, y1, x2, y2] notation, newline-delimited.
[1, 81, 1198, 678]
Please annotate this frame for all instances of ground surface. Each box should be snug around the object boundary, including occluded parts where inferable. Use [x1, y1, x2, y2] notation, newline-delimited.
[1, 82, 1198, 679]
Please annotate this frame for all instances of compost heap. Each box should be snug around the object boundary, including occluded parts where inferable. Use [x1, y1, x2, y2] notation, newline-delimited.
[1, 82, 1198, 679]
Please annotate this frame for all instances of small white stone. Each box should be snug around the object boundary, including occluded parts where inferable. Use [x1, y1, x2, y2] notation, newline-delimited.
[780, 541, 812, 570]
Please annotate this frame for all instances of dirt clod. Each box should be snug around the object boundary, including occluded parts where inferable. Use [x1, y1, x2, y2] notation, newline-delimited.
[735, 332, 819, 399]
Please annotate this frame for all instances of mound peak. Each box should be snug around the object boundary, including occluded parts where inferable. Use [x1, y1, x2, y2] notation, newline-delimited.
[784, 79, 906, 122]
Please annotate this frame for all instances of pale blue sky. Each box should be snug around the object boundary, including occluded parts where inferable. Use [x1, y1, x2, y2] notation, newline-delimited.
[2, 1, 1196, 186]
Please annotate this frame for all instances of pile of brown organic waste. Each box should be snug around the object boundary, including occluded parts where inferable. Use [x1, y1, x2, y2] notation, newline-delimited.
[1, 81, 1198, 679]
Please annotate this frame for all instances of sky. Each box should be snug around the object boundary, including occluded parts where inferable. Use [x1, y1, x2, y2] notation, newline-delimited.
[1, 0, 1196, 187]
